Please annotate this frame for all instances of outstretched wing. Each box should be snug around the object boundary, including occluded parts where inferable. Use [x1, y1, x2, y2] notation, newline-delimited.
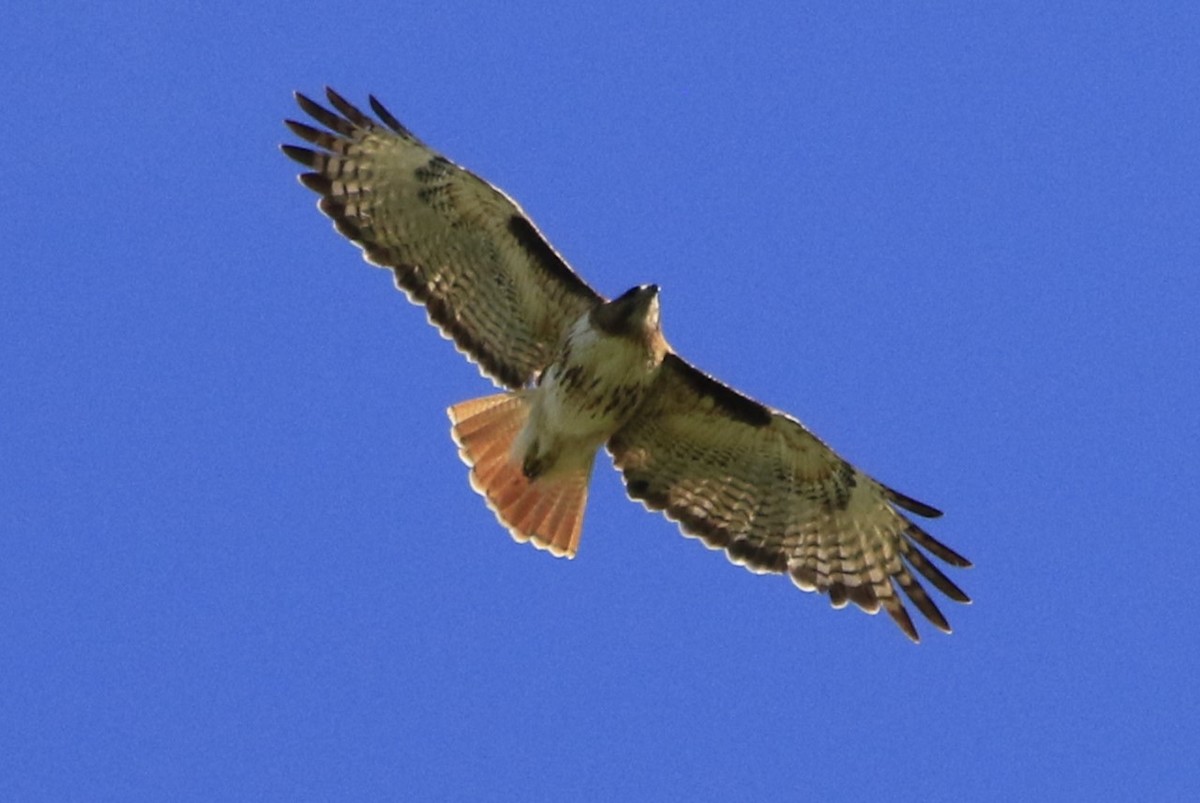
[607, 354, 971, 642]
[282, 88, 603, 389]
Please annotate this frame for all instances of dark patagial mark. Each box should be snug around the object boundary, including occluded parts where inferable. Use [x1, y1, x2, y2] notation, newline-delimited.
[665, 355, 772, 428]
[507, 216, 600, 303]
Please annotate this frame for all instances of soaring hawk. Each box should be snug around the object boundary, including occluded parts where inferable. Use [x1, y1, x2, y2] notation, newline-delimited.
[282, 88, 971, 641]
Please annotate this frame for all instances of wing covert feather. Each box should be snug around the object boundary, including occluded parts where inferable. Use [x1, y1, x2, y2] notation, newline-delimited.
[608, 354, 970, 642]
[283, 88, 602, 388]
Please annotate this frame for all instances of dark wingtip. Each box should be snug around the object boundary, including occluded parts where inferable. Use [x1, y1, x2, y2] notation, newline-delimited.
[903, 543, 972, 603]
[900, 573, 952, 635]
[886, 486, 943, 518]
[890, 605, 921, 643]
[281, 144, 316, 167]
[369, 94, 410, 136]
[322, 87, 373, 128]
[284, 119, 324, 142]
[929, 609, 953, 634]
[905, 522, 972, 568]
[297, 172, 332, 194]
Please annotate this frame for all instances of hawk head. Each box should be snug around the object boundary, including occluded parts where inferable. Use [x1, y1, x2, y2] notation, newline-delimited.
[592, 284, 661, 342]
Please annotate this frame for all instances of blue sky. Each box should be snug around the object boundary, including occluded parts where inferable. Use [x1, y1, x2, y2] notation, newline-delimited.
[4, 2, 1198, 799]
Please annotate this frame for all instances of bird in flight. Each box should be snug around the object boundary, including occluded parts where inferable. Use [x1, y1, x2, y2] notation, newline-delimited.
[282, 88, 971, 641]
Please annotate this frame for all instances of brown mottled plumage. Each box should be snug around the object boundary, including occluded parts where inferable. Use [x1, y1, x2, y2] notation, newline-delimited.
[283, 88, 971, 642]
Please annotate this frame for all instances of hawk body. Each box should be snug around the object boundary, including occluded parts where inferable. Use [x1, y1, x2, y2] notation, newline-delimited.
[284, 88, 972, 641]
[519, 285, 668, 481]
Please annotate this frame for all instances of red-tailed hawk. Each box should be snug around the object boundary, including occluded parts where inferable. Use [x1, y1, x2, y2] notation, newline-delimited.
[282, 88, 971, 641]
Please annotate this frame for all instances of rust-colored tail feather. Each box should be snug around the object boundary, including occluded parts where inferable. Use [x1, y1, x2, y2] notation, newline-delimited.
[448, 393, 592, 558]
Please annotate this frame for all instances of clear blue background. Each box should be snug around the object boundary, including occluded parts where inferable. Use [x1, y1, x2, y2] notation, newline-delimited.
[4, 2, 1198, 799]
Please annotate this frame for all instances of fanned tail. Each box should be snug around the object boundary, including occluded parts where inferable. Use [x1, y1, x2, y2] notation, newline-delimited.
[448, 393, 592, 557]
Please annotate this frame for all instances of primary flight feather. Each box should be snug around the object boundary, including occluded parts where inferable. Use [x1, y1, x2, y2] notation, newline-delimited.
[282, 88, 971, 641]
